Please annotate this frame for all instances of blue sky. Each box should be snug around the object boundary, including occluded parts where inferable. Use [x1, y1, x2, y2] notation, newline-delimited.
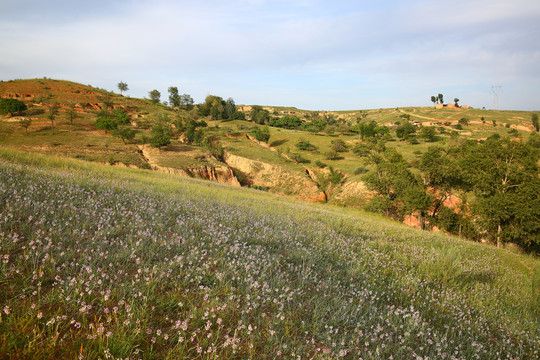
[1, 0, 539, 110]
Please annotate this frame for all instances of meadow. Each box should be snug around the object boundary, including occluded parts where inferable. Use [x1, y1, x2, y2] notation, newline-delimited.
[0, 149, 538, 359]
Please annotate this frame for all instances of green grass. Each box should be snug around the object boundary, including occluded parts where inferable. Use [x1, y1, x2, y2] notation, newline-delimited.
[0, 148, 538, 359]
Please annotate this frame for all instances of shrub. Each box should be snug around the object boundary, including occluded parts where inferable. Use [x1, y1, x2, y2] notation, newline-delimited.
[354, 166, 368, 175]
[289, 153, 310, 164]
[325, 150, 340, 160]
[295, 138, 317, 151]
[0, 98, 27, 116]
[315, 160, 327, 168]
[331, 139, 348, 152]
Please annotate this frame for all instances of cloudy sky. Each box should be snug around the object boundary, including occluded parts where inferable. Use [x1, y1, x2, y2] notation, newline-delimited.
[1, 0, 539, 110]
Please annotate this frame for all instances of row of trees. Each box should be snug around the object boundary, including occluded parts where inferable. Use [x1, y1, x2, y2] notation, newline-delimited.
[430, 93, 460, 106]
[362, 134, 539, 251]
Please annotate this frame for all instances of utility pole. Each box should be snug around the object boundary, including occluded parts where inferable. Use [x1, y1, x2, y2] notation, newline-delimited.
[490, 85, 502, 110]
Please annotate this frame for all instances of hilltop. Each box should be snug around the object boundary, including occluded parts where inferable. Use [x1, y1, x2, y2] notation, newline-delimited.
[1, 78, 538, 250]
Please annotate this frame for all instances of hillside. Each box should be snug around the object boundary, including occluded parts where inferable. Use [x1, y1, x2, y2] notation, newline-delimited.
[1, 78, 538, 250]
[0, 149, 539, 359]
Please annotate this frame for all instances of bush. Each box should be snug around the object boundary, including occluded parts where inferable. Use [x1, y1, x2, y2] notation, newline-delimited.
[331, 139, 348, 152]
[289, 153, 310, 164]
[315, 160, 327, 168]
[325, 150, 340, 160]
[295, 138, 317, 151]
[354, 166, 368, 175]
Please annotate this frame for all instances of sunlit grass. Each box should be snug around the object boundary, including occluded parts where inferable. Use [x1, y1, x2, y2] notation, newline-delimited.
[0, 148, 539, 359]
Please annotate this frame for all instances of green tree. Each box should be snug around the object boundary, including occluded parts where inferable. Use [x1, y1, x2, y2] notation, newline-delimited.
[395, 121, 416, 140]
[532, 113, 539, 132]
[438, 93, 444, 104]
[0, 98, 27, 116]
[458, 137, 539, 248]
[454, 98, 459, 107]
[431, 95, 437, 106]
[117, 81, 128, 95]
[179, 94, 194, 110]
[168, 87, 180, 107]
[149, 90, 161, 104]
[47, 103, 60, 134]
[95, 115, 118, 133]
[114, 109, 131, 125]
[420, 126, 437, 142]
[112, 126, 136, 144]
[19, 118, 32, 135]
[66, 102, 79, 125]
[252, 126, 271, 143]
[331, 139, 348, 152]
[150, 123, 172, 149]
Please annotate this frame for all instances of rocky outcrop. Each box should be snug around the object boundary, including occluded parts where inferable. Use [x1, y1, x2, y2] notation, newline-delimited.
[222, 151, 326, 202]
[138, 146, 241, 186]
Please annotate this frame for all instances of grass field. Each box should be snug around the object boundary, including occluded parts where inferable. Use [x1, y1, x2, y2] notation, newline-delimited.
[0, 149, 538, 359]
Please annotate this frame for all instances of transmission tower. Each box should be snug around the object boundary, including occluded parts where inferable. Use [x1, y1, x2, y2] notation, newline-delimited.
[490, 85, 502, 110]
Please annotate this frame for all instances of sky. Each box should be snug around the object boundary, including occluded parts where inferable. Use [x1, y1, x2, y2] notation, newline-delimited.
[1, 0, 539, 111]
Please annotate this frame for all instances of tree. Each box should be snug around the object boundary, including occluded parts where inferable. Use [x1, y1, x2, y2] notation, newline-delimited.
[149, 90, 161, 104]
[438, 93, 444, 104]
[454, 98, 459, 107]
[0, 98, 27, 116]
[395, 121, 416, 140]
[95, 115, 118, 133]
[431, 95, 437, 106]
[252, 126, 271, 143]
[458, 117, 469, 126]
[117, 81, 129, 95]
[114, 109, 131, 125]
[19, 118, 32, 135]
[66, 102, 79, 125]
[331, 139, 348, 152]
[112, 126, 136, 144]
[532, 113, 539, 132]
[458, 137, 539, 248]
[150, 123, 172, 149]
[168, 87, 180, 108]
[420, 126, 437, 142]
[179, 94, 194, 110]
[47, 103, 60, 134]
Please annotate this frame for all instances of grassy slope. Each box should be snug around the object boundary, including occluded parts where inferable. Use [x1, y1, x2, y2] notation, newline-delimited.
[1, 79, 537, 203]
[0, 149, 538, 359]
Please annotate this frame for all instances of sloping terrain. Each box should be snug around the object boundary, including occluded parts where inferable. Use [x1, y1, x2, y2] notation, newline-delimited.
[0, 149, 538, 359]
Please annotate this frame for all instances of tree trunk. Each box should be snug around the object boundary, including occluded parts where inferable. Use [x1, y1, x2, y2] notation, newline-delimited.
[497, 223, 503, 248]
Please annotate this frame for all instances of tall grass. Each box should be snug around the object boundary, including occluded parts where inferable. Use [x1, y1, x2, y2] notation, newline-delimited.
[0, 149, 538, 359]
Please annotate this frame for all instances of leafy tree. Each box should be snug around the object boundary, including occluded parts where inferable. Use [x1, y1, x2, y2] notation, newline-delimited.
[47, 103, 60, 134]
[179, 94, 194, 110]
[19, 118, 32, 134]
[252, 126, 271, 143]
[420, 126, 437, 142]
[0, 98, 27, 116]
[532, 113, 539, 132]
[95, 115, 118, 133]
[117, 81, 128, 95]
[454, 98, 459, 106]
[395, 121, 416, 140]
[115, 109, 131, 125]
[431, 95, 437, 106]
[66, 102, 79, 125]
[250, 105, 271, 124]
[269, 115, 302, 129]
[168, 87, 181, 107]
[438, 93, 444, 104]
[457, 137, 539, 248]
[150, 122, 172, 149]
[458, 117, 469, 126]
[149, 90, 161, 104]
[112, 126, 136, 144]
[302, 118, 326, 133]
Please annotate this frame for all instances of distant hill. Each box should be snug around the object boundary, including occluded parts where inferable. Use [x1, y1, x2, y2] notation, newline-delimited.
[1, 78, 538, 250]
